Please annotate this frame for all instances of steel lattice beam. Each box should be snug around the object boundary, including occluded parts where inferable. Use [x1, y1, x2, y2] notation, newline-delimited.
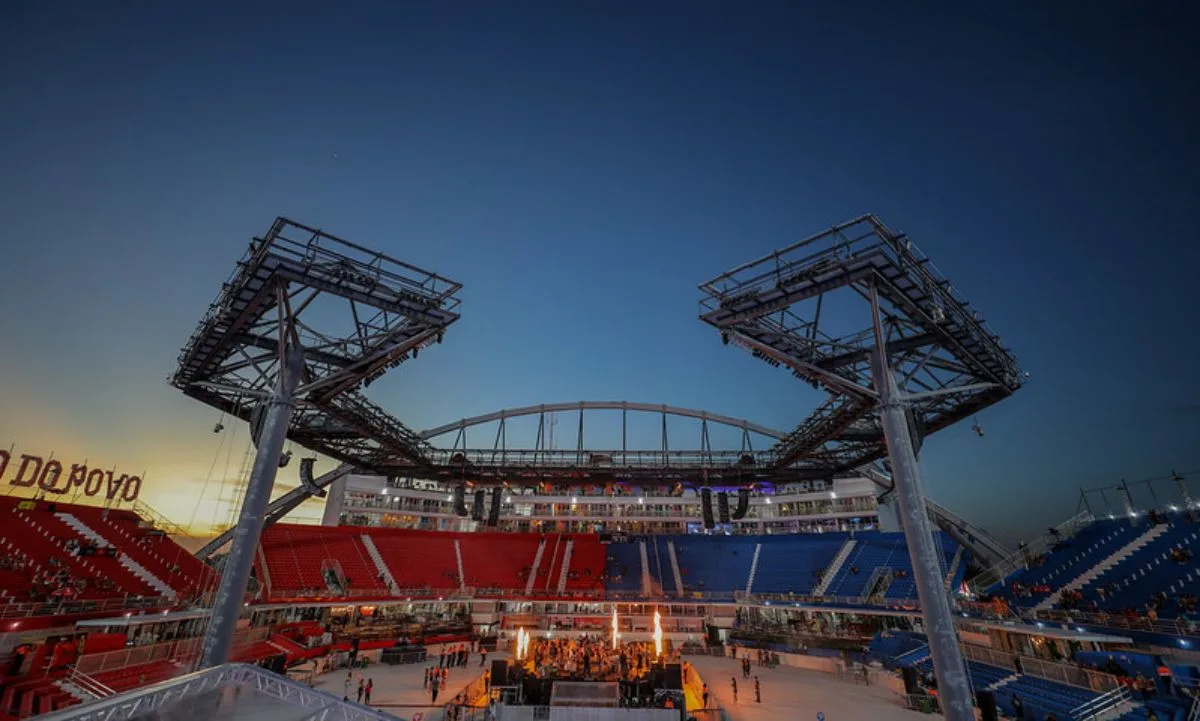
[700, 214, 1025, 478]
[172, 217, 461, 473]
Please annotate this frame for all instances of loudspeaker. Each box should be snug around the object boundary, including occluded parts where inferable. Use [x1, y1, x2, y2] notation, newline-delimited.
[732, 489, 750, 520]
[717, 492, 731, 524]
[488, 488, 502, 526]
[491, 659, 508, 686]
[976, 690, 997, 721]
[700, 488, 715, 529]
[472, 489, 486, 521]
[664, 663, 682, 689]
[901, 667, 919, 695]
[453, 485, 468, 516]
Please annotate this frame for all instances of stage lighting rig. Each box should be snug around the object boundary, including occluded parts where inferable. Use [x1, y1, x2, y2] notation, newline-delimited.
[172, 217, 462, 473]
[699, 213, 1024, 478]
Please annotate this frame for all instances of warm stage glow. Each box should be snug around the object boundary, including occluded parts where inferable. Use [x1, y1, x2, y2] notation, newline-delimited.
[611, 606, 619, 649]
[516, 627, 530, 660]
[652, 608, 663, 657]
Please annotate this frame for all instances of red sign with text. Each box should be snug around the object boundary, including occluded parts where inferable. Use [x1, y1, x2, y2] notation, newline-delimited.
[0, 448, 142, 502]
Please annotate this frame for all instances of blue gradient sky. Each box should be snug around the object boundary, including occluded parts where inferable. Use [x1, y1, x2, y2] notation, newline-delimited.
[0, 2, 1196, 541]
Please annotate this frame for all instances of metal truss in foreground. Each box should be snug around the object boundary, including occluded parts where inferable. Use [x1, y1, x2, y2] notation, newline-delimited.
[36, 663, 398, 721]
[699, 213, 1026, 478]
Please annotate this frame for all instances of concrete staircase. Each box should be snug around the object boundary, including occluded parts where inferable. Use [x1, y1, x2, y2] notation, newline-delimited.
[360, 534, 400, 596]
[639, 541, 652, 596]
[527, 539, 547, 596]
[556, 539, 574, 593]
[745, 543, 763, 595]
[59, 668, 114, 702]
[57, 512, 175, 599]
[814, 539, 857, 596]
[667, 540, 684, 595]
[987, 673, 1019, 691]
[1032, 524, 1169, 611]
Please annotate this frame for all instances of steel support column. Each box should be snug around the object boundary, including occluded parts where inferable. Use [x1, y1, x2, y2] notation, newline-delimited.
[201, 344, 303, 667]
[869, 284, 972, 721]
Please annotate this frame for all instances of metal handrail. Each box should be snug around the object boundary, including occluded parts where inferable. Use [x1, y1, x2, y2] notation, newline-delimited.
[66, 667, 115, 699]
[1033, 608, 1200, 638]
[969, 510, 1093, 593]
[0, 595, 169, 620]
[1070, 684, 1129, 721]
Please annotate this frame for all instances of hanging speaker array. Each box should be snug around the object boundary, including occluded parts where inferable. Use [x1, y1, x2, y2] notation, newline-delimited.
[488, 488, 503, 526]
[732, 489, 750, 520]
[717, 492, 731, 524]
[700, 488, 715, 529]
[453, 485, 468, 516]
[472, 489, 486, 521]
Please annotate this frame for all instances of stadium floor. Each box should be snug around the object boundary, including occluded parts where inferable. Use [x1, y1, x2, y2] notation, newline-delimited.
[307, 644, 927, 721]
[685, 656, 927, 721]
[310, 643, 489, 720]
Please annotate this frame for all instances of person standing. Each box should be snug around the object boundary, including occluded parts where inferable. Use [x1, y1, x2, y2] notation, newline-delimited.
[365, 679, 373, 705]
[731, 677, 738, 703]
[754, 676, 761, 703]
[356, 679, 364, 703]
[702, 683, 709, 708]
[431, 679, 440, 704]
[481, 647, 489, 668]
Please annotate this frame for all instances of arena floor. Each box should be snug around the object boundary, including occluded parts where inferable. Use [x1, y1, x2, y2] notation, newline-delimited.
[309, 644, 927, 721]
[686, 656, 928, 721]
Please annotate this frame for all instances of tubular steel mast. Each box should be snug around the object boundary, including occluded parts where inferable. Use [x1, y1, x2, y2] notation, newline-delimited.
[699, 214, 1025, 721]
[171, 218, 462, 663]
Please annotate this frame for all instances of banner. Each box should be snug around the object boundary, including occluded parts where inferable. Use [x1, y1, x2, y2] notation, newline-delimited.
[0, 447, 142, 502]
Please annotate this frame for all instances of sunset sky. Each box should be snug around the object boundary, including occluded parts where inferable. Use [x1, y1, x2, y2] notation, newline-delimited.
[1, 2, 1197, 544]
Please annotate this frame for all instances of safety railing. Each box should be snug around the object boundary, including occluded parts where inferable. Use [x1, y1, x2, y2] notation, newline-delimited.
[969, 510, 1093, 594]
[894, 645, 930, 666]
[66, 666, 116, 699]
[905, 692, 941, 714]
[959, 644, 1122, 693]
[0, 595, 169, 620]
[1070, 684, 1131, 721]
[73, 627, 269, 675]
[1075, 681, 1128, 719]
[1032, 608, 1200, 638]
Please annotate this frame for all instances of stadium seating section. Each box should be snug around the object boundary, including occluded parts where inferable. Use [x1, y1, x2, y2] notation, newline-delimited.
[0, 497, 213, 605]
[255, 525, 963, 603]
[990, 514, 1200, 618]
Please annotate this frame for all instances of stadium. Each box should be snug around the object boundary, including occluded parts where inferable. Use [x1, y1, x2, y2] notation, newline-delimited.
[0, 214, 1195, 721]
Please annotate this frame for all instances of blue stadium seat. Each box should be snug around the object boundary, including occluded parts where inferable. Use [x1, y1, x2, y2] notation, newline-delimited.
[604, 542, 644, 593]
[752, 534, 847, 595]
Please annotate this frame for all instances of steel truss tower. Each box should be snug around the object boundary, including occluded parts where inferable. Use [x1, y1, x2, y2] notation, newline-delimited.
[699, 214, 1026, 721]
[171, 218, 462, 664]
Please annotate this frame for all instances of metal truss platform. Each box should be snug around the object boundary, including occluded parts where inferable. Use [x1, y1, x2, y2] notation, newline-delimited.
[699, 213, 1025, 478]
[36, 663, 401, 721]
